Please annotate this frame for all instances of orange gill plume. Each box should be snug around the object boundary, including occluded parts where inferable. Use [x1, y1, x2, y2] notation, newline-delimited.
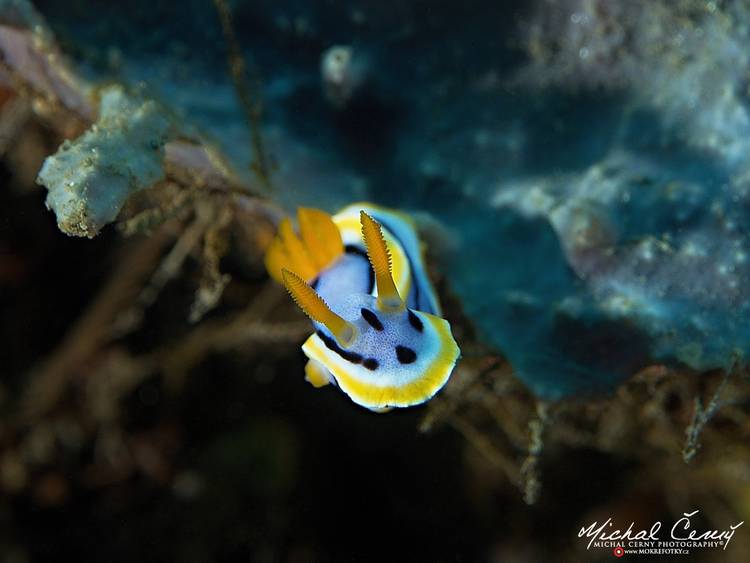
[264, 208, 344, 284]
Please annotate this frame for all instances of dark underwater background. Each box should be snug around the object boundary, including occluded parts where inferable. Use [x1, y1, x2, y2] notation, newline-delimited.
[1, 0, 750, 561]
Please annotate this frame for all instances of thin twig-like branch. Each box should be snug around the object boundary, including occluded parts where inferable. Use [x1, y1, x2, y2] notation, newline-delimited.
[212, 0, 274, 192]
[446, 412, 521, 486]
[683, 368, 733, 463]
[521, 401, 549, 505]
[20, 231, 172, 421]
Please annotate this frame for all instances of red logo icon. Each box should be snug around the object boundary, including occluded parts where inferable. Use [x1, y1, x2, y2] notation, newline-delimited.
[613, 545, 625, 558]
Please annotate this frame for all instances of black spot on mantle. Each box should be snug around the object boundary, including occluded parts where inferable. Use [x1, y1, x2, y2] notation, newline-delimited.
[317, 330, 363, 364]
[396, 345, 417, 364]
[407, 309, 423, 332]
[316, 330, 380, 370]
[361, 308, 384, 331]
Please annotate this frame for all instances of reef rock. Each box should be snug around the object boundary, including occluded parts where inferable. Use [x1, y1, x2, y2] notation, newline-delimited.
[37, 86, 172, 237]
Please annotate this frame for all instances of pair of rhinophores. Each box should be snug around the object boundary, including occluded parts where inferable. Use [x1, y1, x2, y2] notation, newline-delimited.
[265, 203, 460, 413]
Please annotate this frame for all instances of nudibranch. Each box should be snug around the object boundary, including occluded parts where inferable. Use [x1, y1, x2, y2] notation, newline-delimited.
[265, 203, 460, 412]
